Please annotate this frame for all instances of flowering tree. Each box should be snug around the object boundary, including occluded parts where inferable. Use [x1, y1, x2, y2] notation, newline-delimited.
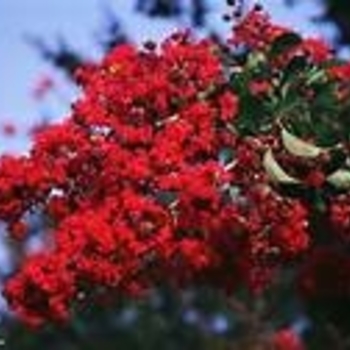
[2, 2, 350, 348]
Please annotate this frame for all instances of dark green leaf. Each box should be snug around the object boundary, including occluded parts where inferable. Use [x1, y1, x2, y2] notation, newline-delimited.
[269, 32, 302, 58]
[283, 55, 308, 78]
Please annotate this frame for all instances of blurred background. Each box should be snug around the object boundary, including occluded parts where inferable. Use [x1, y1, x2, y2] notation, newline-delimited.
[0, 0, 350, 349]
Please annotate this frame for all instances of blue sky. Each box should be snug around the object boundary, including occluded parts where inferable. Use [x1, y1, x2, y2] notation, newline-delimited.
[0, 0, 334, 154]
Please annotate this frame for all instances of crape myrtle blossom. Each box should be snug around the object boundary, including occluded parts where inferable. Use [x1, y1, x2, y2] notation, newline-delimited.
[1, 4, 350, 330]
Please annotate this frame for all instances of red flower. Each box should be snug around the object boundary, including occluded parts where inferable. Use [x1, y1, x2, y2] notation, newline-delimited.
[272, 329, 304, 350]
[249, 79, 271, 96]
[8, 220, 28, 240]
[230, 7, 289, 50]
[302, 37, 332, 64]
[218, 91, 239, 121]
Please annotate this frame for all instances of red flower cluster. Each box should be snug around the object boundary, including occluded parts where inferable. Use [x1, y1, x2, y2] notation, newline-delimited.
[1, 7, 350, 327]
[230, 6, 332, 65]
[272, 328, 304, 350]
[230, 6, 287, 50]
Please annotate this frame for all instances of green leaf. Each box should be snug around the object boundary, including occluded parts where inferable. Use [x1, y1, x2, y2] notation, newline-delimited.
[269, 32, 302, 58]
[327, 168, 350, 189]
[263, 149, 300, 184]
[281, 127, 324, 158]
[284, 55, 308, 75]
